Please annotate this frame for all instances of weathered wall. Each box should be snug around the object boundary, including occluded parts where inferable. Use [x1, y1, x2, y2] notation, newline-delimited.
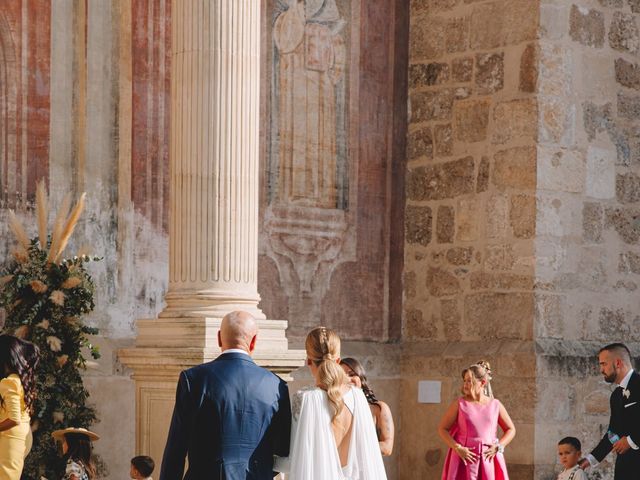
[534, 1, 640, 478]
[257, 0, 407, 342]
[404, 0, 539, 477]
[1, 0, 406, 478]
[1, 1, 170, 477]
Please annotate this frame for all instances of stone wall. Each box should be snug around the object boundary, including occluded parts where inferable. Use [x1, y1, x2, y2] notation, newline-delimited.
[404, 0, 539, 477]
[535, 1, 640, 478]
[406, 1, 640, 479]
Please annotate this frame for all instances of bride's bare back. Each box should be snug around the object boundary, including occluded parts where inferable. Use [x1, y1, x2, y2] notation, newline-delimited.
[331, 385, 354, 467]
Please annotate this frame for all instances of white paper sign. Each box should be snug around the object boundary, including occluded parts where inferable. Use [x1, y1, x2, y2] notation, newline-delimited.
[418, 380, 441, 404]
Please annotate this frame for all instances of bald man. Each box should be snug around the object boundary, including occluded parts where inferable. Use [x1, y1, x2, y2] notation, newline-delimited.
[160, 311, 291, 480]
[579, 343, 640, 479]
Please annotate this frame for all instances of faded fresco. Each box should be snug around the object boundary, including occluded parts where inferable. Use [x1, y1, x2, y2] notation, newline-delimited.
[261, 0, 360, 336]
[269, 0, 350, 209]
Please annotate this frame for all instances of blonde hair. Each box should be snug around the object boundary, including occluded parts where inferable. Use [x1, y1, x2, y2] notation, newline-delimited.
[461, 360, 494, 398]
[305, 327, 347, 421]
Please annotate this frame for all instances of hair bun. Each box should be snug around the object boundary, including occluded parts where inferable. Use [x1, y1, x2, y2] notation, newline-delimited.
[476, 360, 492, 378]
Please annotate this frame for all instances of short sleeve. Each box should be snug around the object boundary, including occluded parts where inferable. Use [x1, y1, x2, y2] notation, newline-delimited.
[0, 376, 22, 422]
[64, 460, 85, 479]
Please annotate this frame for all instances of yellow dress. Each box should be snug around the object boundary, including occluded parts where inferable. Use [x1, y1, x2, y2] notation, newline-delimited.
[0, 374, 32, 480]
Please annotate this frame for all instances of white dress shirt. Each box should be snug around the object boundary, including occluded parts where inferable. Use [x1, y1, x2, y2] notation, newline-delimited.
[221, 348, 250, 356]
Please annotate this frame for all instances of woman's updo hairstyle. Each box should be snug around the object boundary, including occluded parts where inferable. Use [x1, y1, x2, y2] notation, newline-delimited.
[461, 359, 493, 398]
[305, 326, 347, 421]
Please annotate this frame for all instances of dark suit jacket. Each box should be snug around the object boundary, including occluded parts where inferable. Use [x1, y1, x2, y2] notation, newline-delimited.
[159, 352, 291, 480]
[591, 370, 640, 480]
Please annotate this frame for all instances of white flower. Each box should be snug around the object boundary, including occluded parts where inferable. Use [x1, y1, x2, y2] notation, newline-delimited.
[46, 336, 62, 352]
[623, 388, 631, 399]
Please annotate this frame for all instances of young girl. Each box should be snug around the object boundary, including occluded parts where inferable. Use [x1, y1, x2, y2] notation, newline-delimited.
[52, 427, 99, 480]
[0, 334, 39, 480]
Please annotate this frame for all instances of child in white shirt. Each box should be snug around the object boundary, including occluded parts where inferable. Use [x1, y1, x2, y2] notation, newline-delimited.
[130, 455, 155, 480]
[557, 437, 587, 480]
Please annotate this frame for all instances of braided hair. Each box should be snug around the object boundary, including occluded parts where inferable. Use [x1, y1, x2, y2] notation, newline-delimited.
[340, 357, 379, 405]
[305, 326, 348, 422]
[0, 334, 40, 415]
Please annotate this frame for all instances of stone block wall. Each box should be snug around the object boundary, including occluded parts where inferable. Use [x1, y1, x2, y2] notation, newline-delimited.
[406, 1, 640, 479]
[404, 0, 540, 477]
[535, 1, 640, 478]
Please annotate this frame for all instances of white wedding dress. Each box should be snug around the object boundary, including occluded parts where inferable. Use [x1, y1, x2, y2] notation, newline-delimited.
[275, 386, 387, 480]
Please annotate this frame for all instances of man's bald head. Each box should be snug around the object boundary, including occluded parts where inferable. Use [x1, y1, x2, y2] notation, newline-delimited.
[218, 311, 258, 354]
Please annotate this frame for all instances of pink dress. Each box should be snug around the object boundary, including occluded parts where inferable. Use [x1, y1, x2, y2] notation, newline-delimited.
[441, 398, 509, 480]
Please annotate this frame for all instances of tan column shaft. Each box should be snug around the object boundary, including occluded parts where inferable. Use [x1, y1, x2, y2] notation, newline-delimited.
[162, 0, 264, 318]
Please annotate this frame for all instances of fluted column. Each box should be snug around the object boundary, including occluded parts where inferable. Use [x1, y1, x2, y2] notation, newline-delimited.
[162, 0, 263, 318]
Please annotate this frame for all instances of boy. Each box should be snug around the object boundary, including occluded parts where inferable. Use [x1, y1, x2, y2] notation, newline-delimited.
[131, 455, 155, 480]
[557, 437, 587, 480]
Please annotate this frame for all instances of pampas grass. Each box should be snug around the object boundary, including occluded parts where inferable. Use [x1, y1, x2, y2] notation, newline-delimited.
[5, 179, 86, 265]
[8, 210, 30, 250]
[53, 193, 85, 263]
[36, 180, 48, 249]
[46, 194, 71, 263]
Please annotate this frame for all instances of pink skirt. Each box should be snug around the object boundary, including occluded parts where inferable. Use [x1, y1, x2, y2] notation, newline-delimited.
[441, 441, 509, 480]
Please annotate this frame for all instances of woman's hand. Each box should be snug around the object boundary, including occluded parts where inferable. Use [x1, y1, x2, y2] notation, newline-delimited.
[482, 443, 500, 461]
[454, 444, 478, 464]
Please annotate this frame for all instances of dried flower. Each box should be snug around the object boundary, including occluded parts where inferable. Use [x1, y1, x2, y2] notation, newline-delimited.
[49, 290, 65, 306]
[36, 319, 50, 330]
[61, 277, 82, 289]
[46, 336, 62, 352]
[64, 316, 78, 325]
[0, 275, 13, 286]
[30, 280, 48, 294]
[57, 355, 69, 368]
[52, 411, 65, 423]
[12, 248, 27, 263]
[14, 325, 29, 339]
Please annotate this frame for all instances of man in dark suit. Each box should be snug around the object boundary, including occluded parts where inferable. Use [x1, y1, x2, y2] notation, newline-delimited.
[579, 343, 640, 479]
[160, 310, 291, 480]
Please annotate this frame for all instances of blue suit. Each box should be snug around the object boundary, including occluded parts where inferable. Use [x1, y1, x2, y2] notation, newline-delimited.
[160, 352, 291, 480]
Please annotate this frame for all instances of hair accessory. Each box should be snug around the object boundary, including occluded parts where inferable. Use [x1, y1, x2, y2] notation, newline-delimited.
[319, 327, 328, 355]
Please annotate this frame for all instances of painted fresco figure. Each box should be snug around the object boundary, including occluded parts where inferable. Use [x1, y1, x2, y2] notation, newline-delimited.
[273, 0, 346, 209]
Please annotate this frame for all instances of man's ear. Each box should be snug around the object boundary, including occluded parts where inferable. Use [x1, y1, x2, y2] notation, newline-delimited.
[336, 356, 341, 365]
[249, 334, 257, 353]
[218, 330, 222, 349]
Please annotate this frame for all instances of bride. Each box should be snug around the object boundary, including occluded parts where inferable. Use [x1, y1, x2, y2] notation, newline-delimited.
[275, 327, 387, 480]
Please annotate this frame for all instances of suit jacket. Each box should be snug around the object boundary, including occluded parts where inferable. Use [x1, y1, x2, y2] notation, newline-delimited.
[159, 352, 291, 480]
[591, 370, 640, 480]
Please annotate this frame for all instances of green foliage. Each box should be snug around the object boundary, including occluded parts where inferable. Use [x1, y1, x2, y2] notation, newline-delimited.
[0, 238, 101, 480]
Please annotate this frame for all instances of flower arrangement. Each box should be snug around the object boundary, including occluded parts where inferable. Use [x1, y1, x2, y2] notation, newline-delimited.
[0, 181, 101, 480]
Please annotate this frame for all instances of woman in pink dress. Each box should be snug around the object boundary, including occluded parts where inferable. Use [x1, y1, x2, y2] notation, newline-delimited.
[438, 361, 516, 480]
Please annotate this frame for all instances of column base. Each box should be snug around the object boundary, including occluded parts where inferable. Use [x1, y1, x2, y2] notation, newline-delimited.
[118, 317, 305, 464]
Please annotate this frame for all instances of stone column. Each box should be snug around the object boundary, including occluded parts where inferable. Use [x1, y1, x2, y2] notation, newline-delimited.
[162, 0, 263, 319]
[120, 0, 303, 464]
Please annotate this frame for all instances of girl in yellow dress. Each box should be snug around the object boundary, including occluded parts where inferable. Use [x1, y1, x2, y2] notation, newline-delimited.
[0, 334, 39, 480]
